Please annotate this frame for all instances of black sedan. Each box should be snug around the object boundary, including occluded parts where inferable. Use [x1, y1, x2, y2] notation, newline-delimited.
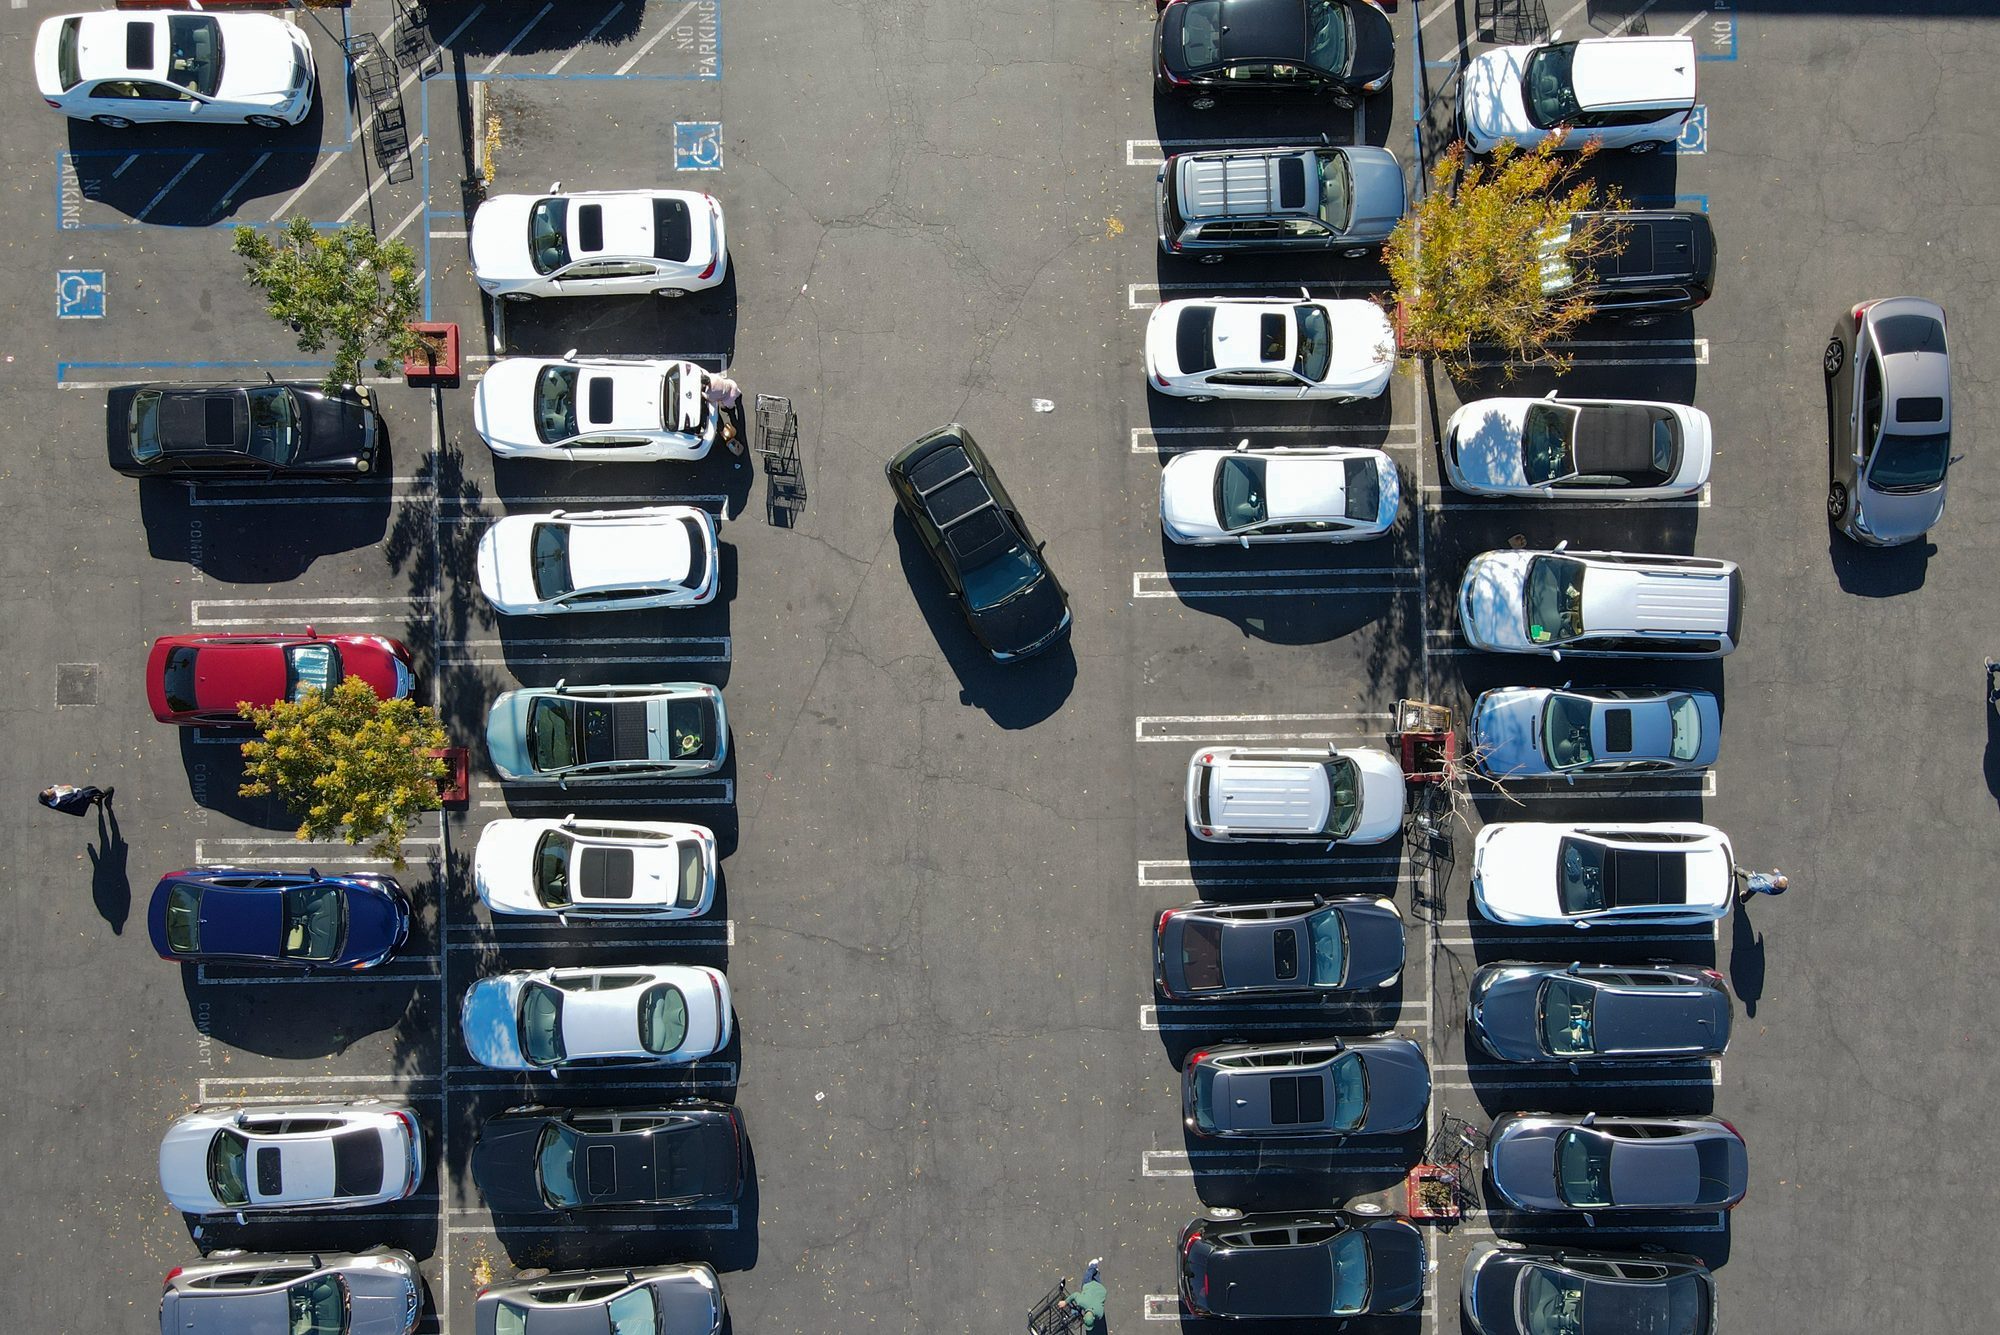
[1461, 1243, 1717, 1335]
[472, 1102, 745, 1214]
[1469, 962, 1733, 1065]
[886, 424, 1071, 662]
[1155, 895, 1404, 1000]
[1180, 1211, 1425, 1320]
[108, 380, 382, 478]
[1155, 0, 1394, 109]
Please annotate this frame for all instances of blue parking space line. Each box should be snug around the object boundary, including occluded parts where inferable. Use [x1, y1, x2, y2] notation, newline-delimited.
[1697, 2, 1739, 62]
[57, 358, 327, 385]
[422, 80, 434, 321]
[1634, 194, 1710, 212]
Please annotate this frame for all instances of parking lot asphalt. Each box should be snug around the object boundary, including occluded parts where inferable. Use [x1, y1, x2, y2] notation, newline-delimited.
[4, 0, 1999, 1332]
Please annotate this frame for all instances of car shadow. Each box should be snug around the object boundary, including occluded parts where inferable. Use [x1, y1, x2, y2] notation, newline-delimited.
[491, 271, 740, 366]
[1180, 1128, 1425, 1215]
[1156, 530, 1409, 647]
[1829, 532, 1932, 596]
[181, 957, 429, 1062]
[1454, 1016, 1717, 1120]
[63, 106, 322, 226]
[189, 1196, 440, 1263]
[485, 559, 735, 691]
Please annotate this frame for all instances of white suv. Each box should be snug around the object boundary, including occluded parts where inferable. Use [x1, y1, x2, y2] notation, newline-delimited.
[1460, 33, 1696, 155]
[1184, 745, 1405, 845]
[1458, 545, 1741, 659]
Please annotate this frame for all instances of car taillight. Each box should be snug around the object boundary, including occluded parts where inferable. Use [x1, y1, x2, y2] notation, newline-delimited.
[1156, 908, 1175, 935]
[393, 1109, 418, 1138]
[1154, 370, 1171, 387]
[1716, 1117, 1742, 1140]
[1852, 301, 1873, 327]
[710, 971, 726, 1017]
[164, 1268, 183, 1288]
[1699, 968, 1724, 981]
[698, 199, 721, 279]
[44, 99, 62, 109]
[1186, 1049, 1208, 1067]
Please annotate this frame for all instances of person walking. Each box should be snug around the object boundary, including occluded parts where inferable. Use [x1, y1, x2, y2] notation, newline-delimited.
[1065, 1258, 1106, 1330]
[1734, 866, 1788, 904]
[39, 783, 111, 817]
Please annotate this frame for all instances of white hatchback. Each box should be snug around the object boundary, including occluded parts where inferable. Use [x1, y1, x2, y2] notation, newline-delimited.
[35, 10, 314, 130]
[1444, 393, 1712, 500]
[460, 965, 733, 1071]
[1459, 34, 1696, 155]
[474, 816, 716, 921]
[1145, 292, 1395, 402]
[1161, 442, 1401, 545]
[475, 354, 719, 462]
[158, 1102, 422, 1218]
[471, 187, 727, 300]
[475, 506, 718, 615]
[1473, 822, 1733, 928]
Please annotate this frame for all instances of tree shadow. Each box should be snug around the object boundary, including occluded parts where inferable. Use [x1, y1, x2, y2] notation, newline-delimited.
[180, 730, 297, 830]
[384, 430, 497, 748]
[89, 800, 131, 934]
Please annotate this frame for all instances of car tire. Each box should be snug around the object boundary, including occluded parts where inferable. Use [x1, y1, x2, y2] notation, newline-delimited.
[1628, 139, 1662, 155]
[1342, 246, 1370, 259]
[1332, 94, 1356, 110]
[1827, 480, 1849, 523]
[1624, 313, 1662, 328]
[1199, 253, 1225, 265]
[656, 287, 688, 299]
[245, 115, 288, 130]
[1184, 394, 1216, 404]
[501, 292, 533, 303]
[92, 114, 135, 129]
[1189, 95, 1217, 111]
[1823, 338, 1845, 377]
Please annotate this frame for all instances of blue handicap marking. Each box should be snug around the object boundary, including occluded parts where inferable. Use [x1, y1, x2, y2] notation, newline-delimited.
[57, 269, 106, 319]
[674, 122, 724, 172]
[1674, 106, 1708, 155]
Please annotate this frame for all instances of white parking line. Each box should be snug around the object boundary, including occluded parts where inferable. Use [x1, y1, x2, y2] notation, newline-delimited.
[444, 493, 730, 514]
[1141, 1004, 1426, 1032]
[1133, 425, 1420, 455]
[215, 152, 273, 213]
[1437, 1077, 1716, 1091]
[1130, 280, 1385, 308]
[483, 2, 556, 75]
[442, 926, 733, 949]
[614, 0, 697, 75]
[1465, 338, 1709, 368]
[1140, 855, 1406, 885]
[1458, 1218, 1727, 1238]
[137, 154, 204, 222]
[448, 1215, 735, 1235]
[1144, 1294, 1181, 1321]
[546, 3, 628, 75]
[1423, 483, 1711, 511]
[1137, 711, 1393, 743]
[445, 1064, 738, 1085]
[195, 961, 442, 986]
[1133, 568, 1419, 599]
[438, 636, 731, 668]
[1466, 771, 1718, 799]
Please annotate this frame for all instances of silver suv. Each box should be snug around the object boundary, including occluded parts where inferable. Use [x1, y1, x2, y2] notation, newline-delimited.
[160, 1249, 421, 1335]
[1824, 296, 1958, 545]
[1157, 143, 1407, 262]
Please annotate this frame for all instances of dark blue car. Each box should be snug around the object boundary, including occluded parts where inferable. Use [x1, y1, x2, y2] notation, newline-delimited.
[148, 867, 411, 971]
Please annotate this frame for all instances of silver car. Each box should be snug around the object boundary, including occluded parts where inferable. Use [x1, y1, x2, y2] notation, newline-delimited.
[1825, 296, 1958, 545]
[474, 1264, 723, 1335]
[1157, 144, 1408, 261]
[160, 1249, 421, 1335]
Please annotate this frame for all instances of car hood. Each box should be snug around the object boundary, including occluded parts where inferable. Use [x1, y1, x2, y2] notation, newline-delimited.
[1447, 399, 1534, 490]
[461, 976, 529, 1068]
[1318, 301, 1398, 389]
[339, 882, 408, 965]
[484, 691, 539, 780]
[654, 1275, 722, 1335]
[1490, 1122, 1566, 1209]
[1460, 45, 1533, 145]
[1471, 969, 1552, 1061]
[1361, 1219, 1427, 1313]
[346, 1264, 422, 1335]
[1160, 453, 1225, 539]
[338, 638, 411, 703]
[199, 885, 282, 959]
[214, 19, 308, 102]
[1337, 899, 1406, 989]
[1471, 689, 1549, 778]
[1350, 748, 1406, 843]
[966, 570, 1070, 658]
[1459, 551, 1536, 651]
[474, 819, 549, 911]
[1348, 0, 1396, 88]
[1856, 481, 1947, 545]
[1355, 1039, 1430, 1133]
[1342, 147, 1408, 242]
[471, 195, 538, 282]
[472, 1116, 558, 1213]
[290, 388, 375, 468]
[159, 1120, 226, 1212]
[472, 358, 539, 448]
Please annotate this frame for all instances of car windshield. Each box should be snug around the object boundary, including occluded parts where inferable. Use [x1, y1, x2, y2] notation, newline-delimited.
[1555, 1129, 1615, 1206]
[281, 885, 346, 961]
[1318, 150, 1354, 230]
[208, 1128, 250, 1206]
[1667, 695, 1703, 761]
[165, 883, 202, 953]
[606, 1287, 657, 1335]
[535, 366, 580, 443]
[1304, 0, 1351, 74]
[1519, 1266, 1587, 1335]
[962, 543, 1044, 612]
[244, 388, 300, 464]
[1305, 907, 1348, 987]
[1869, 431, 1951, 492]
[519, 982, 565, 1066]
[1540, 976, 1597, 1055]
[1520, 403, 1577, 484]
[1180, 2, 1221, 65]
[1321, 757, 1361, 838]
[1329, 1227, 1370, 1313]
[1523, 42, 1581, 127]
[1657, 1275, 1711, 1335]
[528, 698, 577, 772]
[639, 983, 690, 1054]
[1293, 304, 1333, 382]
[1543, 693, 1595, 770]
[131, 391, 165, 462]
[678, 841, 707, 905]
[531, 523, 573, 601]
[284, 644, 341, 702]
[1216, 456, 1268, 531]
[286, 1274, 345, 1335]
[1558, 837, 1608, 914]
[1327, 1051, 1367, 1131]
[533, 830, 575, 908]
[166, 16, 224, 97]
[1525, 556, 1586, 644]
[535, 1122, 582, 1207]
[528, 198, 570, 274]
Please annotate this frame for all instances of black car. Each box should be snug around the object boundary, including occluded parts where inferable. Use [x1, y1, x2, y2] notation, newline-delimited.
[1469, 961, 1733, 1065]
[1155, 896, 1405, 1000]
[1182, 1038, 1430, 1138]
[1155, 0, 1395, 110]
[1180, 1212, 1426, 1320]
[472, 1102, 745, 1214]
[886, 424, 1071, 662]
[108, 380, 382, 478]
[1461, 1242, 1717, 1335]
[1558, 210, 1716, 324]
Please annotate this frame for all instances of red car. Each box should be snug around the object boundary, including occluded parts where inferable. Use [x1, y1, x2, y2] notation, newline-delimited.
[146, 630, 416, 727]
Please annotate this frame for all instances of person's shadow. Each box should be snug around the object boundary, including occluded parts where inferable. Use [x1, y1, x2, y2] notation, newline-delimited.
[88, 801, 130, 934]
[1729, 900, 1764, 1020]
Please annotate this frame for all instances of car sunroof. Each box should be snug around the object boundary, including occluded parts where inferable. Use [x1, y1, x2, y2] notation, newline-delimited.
[586, 376, 614, 425]
[575, 204, 604, 252]
[1272, 928, 1298, 980]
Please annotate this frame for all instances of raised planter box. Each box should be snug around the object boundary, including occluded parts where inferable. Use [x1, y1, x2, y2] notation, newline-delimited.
[430, 747, 469, 807]
[403, 321, 460, 384]
[1405, 1165, 1461, 1221]
[1400, 729, 1457, 784]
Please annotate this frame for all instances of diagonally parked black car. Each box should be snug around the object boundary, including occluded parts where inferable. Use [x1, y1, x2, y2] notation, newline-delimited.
[1155, 0, 1395, 110]
[472, 1102, 745, 1214]
[107, 380, 382, 479]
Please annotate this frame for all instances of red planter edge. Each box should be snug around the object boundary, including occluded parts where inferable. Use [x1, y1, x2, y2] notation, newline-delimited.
[404, 322, 460, 383]
[1405, 1166, 1461, 1220]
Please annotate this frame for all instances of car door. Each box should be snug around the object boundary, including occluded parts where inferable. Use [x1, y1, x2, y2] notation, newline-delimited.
[554, 260, 657, 295]
[1849, 335, 1886, 499]
[567, 435, 657, 463]
[1207, 370, 1298, 400]
[81, 78, 201, 124]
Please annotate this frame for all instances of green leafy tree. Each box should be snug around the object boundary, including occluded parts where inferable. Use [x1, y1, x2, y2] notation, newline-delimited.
[231, 218, 425, 392]
[238, 677, 449, 866]
[1384, 137, 1625, 377]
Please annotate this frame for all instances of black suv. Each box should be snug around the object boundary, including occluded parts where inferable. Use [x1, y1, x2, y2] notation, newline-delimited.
[886, 425, 1071, 662]
[1560, 209, 1715, 324]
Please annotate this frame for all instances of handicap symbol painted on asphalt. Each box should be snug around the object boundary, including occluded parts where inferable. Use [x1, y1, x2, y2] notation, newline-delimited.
[57, 269, 106, 319]
[674, 122, 724, 172]
[1674, 106, 1708, 155]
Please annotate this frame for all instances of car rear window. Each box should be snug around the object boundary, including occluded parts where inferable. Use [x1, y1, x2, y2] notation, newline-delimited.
[1176, 306, 1217, 373]
[679, 517, 709, 592]
[1178, 919, 1223, 991]
[56, 18, 82, 91]
[331, 1129, 385, 1197]
[653, 197, 693, 261]
[1341, 458, 1379, 521]
[162, 646, 200, 713]
[678, 841, 706, 905]
[1874, 313, 1945, 356]
[639, 983, 689, 1054]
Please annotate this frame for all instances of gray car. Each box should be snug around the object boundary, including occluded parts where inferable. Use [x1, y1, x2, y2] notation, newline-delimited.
[1154, 896, 1406, 1000]
[1470, 962, 1733, 1065]
[1183, 1038, 1431, 1138]
[1470, 686, 1720, 780]
[160, 1249, 421, 1335]
[1157, 143, 1407, 261]
[1461, 1242, 1717, 1335]
[474, 1264, 722, 1335]
[1488, 1112, 1748, 1215]
[1825, 296, 1958, 545]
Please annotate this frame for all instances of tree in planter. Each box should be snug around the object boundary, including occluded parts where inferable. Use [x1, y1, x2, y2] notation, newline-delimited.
[238, 677, 449, 867]
[231, 218, 425, 393]
[1383, 137, 1625, 378]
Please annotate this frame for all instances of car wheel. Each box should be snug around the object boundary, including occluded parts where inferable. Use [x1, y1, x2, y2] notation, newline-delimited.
[1628, 139, 1662, 155]
[91, 114, 135, 130]
[1189, 95, 1217, 111]
[501, 292, 533, 304]
[245, 115, 288, 130]
[656, 287, 688, 299]
[1342, 246, 1370, 259]
[1199, 253, 1225, 265]
[1823, 338, 1845, 377]
[1624, 313, 1662, 329]
[1827, 480, 1849, 523]
[208, 1248, 247, 1259]
[1184, 394, 1216, 404]
[1332, 94, 1356, 110]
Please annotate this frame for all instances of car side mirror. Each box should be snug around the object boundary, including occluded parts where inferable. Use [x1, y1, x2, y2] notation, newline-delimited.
[1564, 773, 1576, 786]
[548, 180, 563, 193]
[1037, 540, 1047, 552]
[556, 912, 570, 926]
[1312, 893, 1326, 907]
[1544, 389, 1559, 400]
[1567, 961, 1582, 973]
[1234, 439, 1251, 453]
[560, 814, 576, 829]
[1574, 919, 1591, 930]
[1550, 649, 1563, 663]
[307, 868, 320, 880]
[563, 348, 579, 362]
[1553, 539, 1569, 552]
[557, 777, 570, 791]
[1298, 285, 1312, 301]
[235, 1211, 247, 1226]
[1548, 28, 1563, 42]
[551, 508, 567, 519]
[1239, 536, 1251, 549]
[1580, 1213, 1596, 1228]
[1949, 453, 1966, 467]
[554, 678, 567, 690]
[1580, 1111, 1597, 1126]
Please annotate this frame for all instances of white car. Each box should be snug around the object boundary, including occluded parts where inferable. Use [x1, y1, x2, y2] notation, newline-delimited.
[1459, 34, 1696, 155]
[460, 964, 733, 1071]
[1472, 822, 1733, 928]
[1161, 442, 1401, 545]
[1145, 292, 1395, 402]
[1443, 393, 1712, 500]
[474, 816, 716, 920]
[1185, 745, 1405, 845]
[474, 354, 719, 461]
[475, 506, 718, 615]
[158, 1102, 422, 1218]
[471, 187, 727, 300]
[35, 9, 314, 130]
[1457, 545, 1741, 658]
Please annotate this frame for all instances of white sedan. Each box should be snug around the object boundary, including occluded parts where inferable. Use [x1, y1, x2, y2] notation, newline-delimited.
[1145, 291, 1396, 402]
[1444, 393, 1712, 499]
[474, 816, 716, 920]
[159, 1102, 422, 1218]
[475, 506, 718, 615]
[1473, 822, 1734, 928]
[471, 187, 727, 300]
[35, 9, 314, 130]
[474, 354, 719, 461]
[1161, 442, 1401, 545]
[460, 965, 733, 1071]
